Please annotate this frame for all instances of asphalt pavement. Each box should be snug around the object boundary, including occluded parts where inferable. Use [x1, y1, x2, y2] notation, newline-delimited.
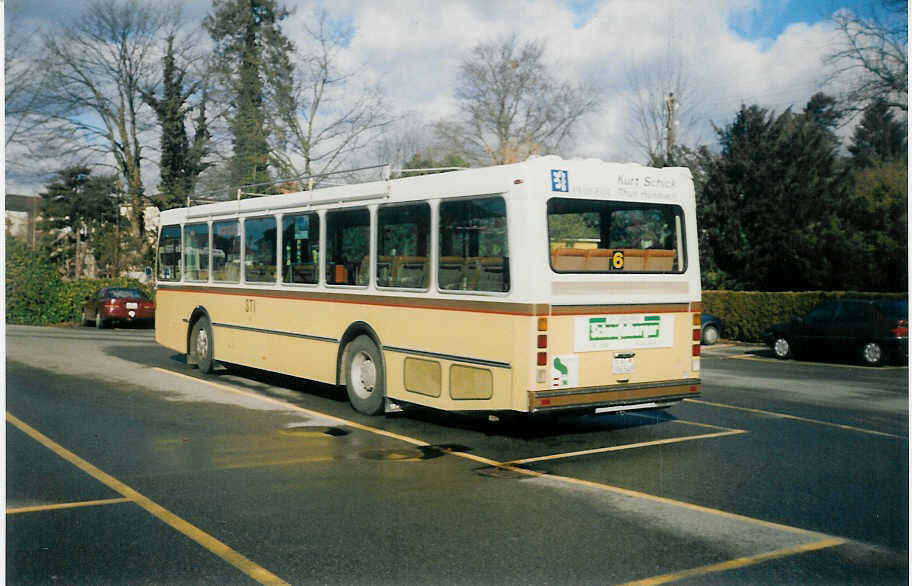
[5, 326, 908, 585]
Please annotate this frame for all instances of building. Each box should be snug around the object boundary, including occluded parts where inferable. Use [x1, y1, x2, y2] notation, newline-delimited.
[6, 193, 41, 245]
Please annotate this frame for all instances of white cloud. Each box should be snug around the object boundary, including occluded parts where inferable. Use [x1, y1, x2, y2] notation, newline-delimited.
[6, 0, 852, 194]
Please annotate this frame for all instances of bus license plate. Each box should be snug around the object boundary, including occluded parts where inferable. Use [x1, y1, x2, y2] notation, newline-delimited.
[612, 357, 633, 374]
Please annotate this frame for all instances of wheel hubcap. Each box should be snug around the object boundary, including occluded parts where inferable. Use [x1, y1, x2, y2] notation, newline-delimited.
[774, 338, 789, 357]
[350, 352, 376, 399]
[704, 327, 718, 345]
[195, 328, 209, 359]
[863, 343, 882, 364]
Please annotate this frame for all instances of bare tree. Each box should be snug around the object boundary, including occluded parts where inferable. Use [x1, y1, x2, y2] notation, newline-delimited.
[626, 58, 703, 164]
[825, 0, 907, 112]
[271, 9, 393, 189]
[40, 0, 178, 262]
[437, 35, 599, 165]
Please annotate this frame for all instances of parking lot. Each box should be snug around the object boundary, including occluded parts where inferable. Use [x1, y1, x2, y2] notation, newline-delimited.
[6, 325, 908, 584]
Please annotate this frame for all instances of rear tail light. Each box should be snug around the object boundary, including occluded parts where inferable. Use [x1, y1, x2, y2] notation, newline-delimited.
[692, 343, 701, 357]
[891, 320, 908, 337]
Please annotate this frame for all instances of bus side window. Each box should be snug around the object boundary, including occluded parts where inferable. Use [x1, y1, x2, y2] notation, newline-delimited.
[377, 203, 430, 289]
[183, 223, 209, 281]
[158, 225, 182, 281]
[212, 220, 241, 283]
[282, 213, 319, 284]
[245, 216, 277, 283]
[326, 208, 370, 286]
[438, 196, 509, 292]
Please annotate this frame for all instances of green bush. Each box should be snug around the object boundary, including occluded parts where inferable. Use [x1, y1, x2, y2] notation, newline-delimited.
[6, 238, 65, 325]
[6, 238, 152, 326]
[702, 290, 908, 342]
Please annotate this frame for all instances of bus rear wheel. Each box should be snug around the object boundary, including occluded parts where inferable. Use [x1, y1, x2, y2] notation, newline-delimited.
[344, 335, 386, 415]
[190, 317, 215, 374]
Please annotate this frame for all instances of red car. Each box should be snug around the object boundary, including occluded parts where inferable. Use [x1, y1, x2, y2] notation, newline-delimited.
[82, 287, 155, 329]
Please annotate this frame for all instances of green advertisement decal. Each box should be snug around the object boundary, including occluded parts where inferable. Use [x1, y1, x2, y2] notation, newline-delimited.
[574, 314, 673, 352]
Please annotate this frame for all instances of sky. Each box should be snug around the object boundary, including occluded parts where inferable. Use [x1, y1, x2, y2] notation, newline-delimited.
[4, 0, 899, 195]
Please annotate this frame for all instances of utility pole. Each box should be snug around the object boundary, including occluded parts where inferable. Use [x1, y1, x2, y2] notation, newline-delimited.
[664, 92, 676, 160]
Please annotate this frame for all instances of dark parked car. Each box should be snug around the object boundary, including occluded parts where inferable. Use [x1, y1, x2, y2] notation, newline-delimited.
[761, 299, 908, 366]
[701, 313, 723, 345]
[82, 287, 155, 329]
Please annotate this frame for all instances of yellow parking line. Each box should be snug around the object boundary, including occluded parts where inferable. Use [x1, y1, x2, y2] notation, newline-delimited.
[686, 398, 907, 439]
[6, 412, 290, 586]
[619, 537, 847, 585]
[7, 497, 132, 515]
[506, 429, 747, 465]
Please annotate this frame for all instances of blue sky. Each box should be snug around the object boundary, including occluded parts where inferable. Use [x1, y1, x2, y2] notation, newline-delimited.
[727, 0, 884, 39]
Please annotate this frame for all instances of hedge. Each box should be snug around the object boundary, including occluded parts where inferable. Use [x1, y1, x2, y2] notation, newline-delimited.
[6, 238, 153, 326]
[702, 290, 908, 342]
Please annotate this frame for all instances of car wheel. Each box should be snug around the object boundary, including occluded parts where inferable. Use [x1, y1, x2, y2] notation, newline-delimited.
[701, 324, 719, 345]
[190, 317, 215, 374]
[861, 342, 885, 367]
[95, 311, 107, 329]
[772, 336, 792, 359]
[344, 335, 386, 415]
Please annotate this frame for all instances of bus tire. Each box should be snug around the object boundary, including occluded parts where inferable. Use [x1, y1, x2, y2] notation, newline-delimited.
[190, 317, 215, 374]
[344, 335, 386, 415]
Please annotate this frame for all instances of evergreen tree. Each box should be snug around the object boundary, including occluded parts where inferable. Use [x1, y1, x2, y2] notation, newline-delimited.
[41, 167, 119, 278]
[143, 35, 211, 209]
[803, 92, 843, 130]
[701, 102, 850, 291]
[204, 0, 295, 189]
[848, 98, 907, 167]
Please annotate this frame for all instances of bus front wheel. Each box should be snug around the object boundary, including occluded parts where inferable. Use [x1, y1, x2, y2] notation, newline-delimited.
[190, 317, 215, 374]
[344, 335, 386, 415]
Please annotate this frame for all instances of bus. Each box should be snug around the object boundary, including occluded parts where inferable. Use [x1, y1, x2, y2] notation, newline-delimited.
[154, 156, 702, 417]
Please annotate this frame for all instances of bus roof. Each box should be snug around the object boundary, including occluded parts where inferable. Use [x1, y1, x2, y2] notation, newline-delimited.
[161, 156, 694, 224]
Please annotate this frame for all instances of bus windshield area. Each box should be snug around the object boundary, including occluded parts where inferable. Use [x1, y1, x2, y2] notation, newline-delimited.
[548, 198, 686, 273]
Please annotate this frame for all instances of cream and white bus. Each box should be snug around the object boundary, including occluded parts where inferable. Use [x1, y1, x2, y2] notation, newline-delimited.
[154, 156, 702, 417]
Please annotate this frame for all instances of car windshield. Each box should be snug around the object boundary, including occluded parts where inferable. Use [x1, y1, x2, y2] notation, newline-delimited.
[108, 288, 148, 300]
[875, 300, 908, 320]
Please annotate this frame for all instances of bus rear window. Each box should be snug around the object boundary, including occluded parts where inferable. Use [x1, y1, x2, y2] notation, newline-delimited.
[548, 198, 685, 273]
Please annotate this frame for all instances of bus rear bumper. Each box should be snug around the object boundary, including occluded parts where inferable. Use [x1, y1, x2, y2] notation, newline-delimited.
[528, 379, 701, 413]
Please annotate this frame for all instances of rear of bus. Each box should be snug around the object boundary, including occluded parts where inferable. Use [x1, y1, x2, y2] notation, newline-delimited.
[527, 162, 701, 414]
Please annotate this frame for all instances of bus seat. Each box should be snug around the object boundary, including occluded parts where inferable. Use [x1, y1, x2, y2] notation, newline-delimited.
[357, 256, 370, 285]
[377, 255, 394, 286]
[439, 256, 466, 289]
[619, 249, 646, 270]
[552, 247, 587, 271]
[293, 263, 316, 283]
[334, 264, 348, 284]
[646, 249, 674, 271]
[468, 257, 504, 291]
[585, 248, 614, 271]
[395, 256, 429, 288]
